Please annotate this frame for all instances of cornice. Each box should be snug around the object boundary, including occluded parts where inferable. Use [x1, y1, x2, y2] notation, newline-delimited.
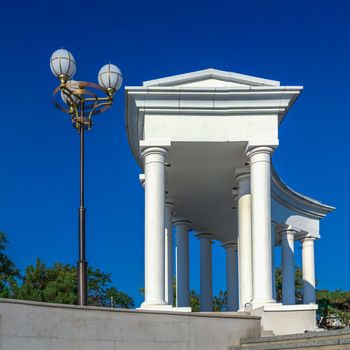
[125, 85, 302, 165]
[271, 166, 335, 219]
[142, 68, 281, 87]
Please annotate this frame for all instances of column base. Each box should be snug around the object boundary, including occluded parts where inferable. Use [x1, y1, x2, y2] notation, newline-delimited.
[171, 307, 192, 312]
[246, 300, 277, 310]
[138, 303, 192, 312]
[139, 301, 170, 311]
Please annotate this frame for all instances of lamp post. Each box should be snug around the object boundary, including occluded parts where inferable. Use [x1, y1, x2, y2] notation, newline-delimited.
[50, 49, 122, 305]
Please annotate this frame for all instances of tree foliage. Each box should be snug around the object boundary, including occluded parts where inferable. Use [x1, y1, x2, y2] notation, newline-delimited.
[15, 259, 134, 308]
[0, 233, 21, 298]
[0, 233, 134, 308]
[213, 290, 227, 311]
[317, 290, 350, 328]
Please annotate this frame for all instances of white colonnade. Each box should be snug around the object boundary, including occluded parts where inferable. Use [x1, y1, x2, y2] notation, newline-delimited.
[140, 145, 318, 312]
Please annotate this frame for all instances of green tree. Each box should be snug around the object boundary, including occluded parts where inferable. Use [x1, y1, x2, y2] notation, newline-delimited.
[213, 290, 227, 311]
[16, 259, 76, 304]
[190, 289, 200, 311]
[317, 290, 350, 328]
[0, 232, 21, 298]
[15, 258, 134, 308]
[105, 287, 135, 308]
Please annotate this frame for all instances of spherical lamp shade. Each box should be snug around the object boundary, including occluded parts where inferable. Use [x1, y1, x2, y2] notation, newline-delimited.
[50, 49, 76, 81]
[98, 64, 123, 92]
[61, 80, 80, 106]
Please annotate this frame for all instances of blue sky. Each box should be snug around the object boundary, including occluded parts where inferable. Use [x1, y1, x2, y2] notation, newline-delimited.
[0, 0, 349, 306]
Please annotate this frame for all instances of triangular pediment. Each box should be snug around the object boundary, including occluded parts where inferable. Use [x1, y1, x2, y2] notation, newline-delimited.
[143, 68, 280, 88]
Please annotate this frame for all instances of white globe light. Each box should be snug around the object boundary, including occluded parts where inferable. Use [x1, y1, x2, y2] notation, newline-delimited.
[61, 80, 80, 105]
[50, 49, 76, 80]
[98, 63, 122, 92]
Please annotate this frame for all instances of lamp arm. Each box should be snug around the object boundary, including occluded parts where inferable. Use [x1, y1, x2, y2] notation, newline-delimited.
[88, 100, 112, 119]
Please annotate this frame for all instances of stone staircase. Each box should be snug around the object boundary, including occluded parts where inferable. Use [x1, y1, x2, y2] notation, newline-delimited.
[234, 329, 350, 350]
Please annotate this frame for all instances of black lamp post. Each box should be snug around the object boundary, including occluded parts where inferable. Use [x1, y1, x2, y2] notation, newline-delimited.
[50, 49, 122, 305]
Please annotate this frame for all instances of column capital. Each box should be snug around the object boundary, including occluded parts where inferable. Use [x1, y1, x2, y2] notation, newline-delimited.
[246, 146, 274, 160]
[195, 232, 214, 240]
[276, 224, 297, 235]
[235, 167, 251, 197]
[141, 146, 168, 159]
[301, 236, 317, 245]
[234, 167, 250, 183]
[165, 200, 176, 211]
[173, 217, 192, 229]
[231, 190, 239, 201]
[221, 240, 237, 250]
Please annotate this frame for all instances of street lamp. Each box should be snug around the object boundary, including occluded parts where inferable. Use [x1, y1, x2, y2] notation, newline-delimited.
[50, 48, 122, 305]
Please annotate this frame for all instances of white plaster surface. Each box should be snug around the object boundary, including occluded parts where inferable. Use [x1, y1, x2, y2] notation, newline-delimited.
[0, 299, 261, 350]
[250, 304, 318, 336]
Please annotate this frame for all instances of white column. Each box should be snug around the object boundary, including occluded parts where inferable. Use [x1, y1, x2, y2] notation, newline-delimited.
[271, 223, 276, 300]
[222, 241, 239, 311]
[174, 219, 191, 307]
[141, 147, 167, 308]
[302, 237, 316, 304]
[235, 169, 253, 310]
[165, 201, 175, 306]
[247, 146, 275, 307]
[280, 228, 295, 305]
[196, 233, 213, 312]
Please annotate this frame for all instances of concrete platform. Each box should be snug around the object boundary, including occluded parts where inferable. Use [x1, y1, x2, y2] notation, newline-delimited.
[0, 298, 260, 350]
[248, 303, 318, 336]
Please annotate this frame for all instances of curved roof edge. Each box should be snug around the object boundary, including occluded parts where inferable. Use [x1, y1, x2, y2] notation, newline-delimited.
[271, 166, 335, 219]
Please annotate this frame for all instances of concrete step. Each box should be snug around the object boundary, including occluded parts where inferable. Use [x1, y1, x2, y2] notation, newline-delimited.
[237, 329, 350, 350]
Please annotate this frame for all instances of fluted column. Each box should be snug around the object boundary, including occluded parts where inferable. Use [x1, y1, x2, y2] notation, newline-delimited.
[302, 237, 316, 304]
[196, 233, 213, 312]
[165, 201, 175, 306]
[222, 241, 239, 311]
[235, 168, 253, 310]
[174, 219, 191, 307]
[141, 147, 167, 308]
[247, 146, 275, 307]
[280, 227, 295, 305]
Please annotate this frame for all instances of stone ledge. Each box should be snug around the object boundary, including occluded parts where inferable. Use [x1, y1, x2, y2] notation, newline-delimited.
[262, 304, 318, 312]
[239, 329, 350, 350]
[241, 328, 350, 344]
[0, 298, 261, 320]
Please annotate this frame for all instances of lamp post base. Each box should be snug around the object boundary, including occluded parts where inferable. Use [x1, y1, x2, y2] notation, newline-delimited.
[77, 260, 88, 306]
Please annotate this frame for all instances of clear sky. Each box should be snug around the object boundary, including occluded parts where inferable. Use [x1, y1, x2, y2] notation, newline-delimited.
[0, 0, 349, 306]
